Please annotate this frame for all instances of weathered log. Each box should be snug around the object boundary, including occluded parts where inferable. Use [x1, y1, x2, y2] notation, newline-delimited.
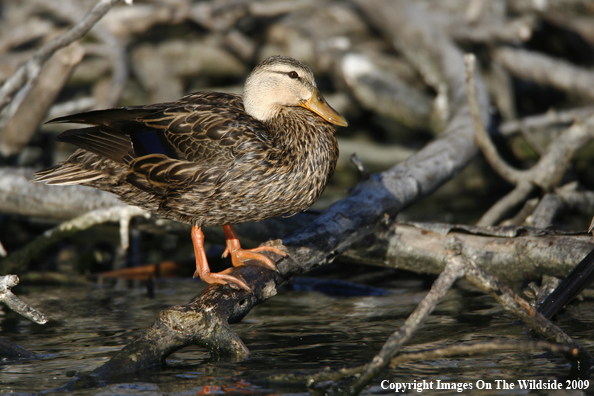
[343, 222, 594, 285]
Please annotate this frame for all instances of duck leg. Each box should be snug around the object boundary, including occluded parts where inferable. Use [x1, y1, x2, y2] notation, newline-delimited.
[221, 225, 285, 270]
[191, 226, 250, 291]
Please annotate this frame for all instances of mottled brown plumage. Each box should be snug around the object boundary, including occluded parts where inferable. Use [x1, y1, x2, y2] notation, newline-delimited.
[35, 55, 347, 290]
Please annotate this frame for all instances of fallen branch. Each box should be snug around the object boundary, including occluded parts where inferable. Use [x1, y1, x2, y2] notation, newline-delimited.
[494, 47, 594, 102]
[342, 222, 594, 284]
[38, 0, 130, 109]
[0, 43, 85, 156]
[499, 105, 594, 137]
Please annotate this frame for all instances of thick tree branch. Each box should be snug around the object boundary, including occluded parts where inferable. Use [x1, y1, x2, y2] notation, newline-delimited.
[494, 47, 594, 102]
[343, 222, 594, 284]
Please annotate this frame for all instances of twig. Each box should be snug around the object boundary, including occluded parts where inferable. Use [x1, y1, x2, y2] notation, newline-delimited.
[477, 181, 535, 226]
[343, 251, 468, 395]
[499, 105, 594, 136]
[465, 53, 526, 185]
[0, 0, 122, 112]
[502, 197, 539, 225]
[338, 138, 415, 169]
[0, 275, 48, 324]
[349, 153, 370, 180]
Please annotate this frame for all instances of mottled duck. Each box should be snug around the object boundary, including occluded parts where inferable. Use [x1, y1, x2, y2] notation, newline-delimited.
[35, 55, 348, 290]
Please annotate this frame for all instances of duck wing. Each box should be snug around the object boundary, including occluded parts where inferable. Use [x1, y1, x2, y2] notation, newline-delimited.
[37, 92, 268, 193]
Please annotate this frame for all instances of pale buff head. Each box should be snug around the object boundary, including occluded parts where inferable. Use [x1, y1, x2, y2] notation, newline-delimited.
[243, 55, 348, 127]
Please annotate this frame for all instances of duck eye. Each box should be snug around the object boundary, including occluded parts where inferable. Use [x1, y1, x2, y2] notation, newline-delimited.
[288, 71, 299, 79]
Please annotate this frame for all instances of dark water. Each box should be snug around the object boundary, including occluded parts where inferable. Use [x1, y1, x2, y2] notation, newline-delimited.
[1, 273, 593, 395]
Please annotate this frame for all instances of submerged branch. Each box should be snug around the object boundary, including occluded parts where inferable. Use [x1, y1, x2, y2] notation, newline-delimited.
[341, 249, 587, 394]
[343, 251, 467, 395]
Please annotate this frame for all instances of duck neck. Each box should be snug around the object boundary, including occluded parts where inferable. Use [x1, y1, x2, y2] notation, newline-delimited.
[264, 107, 338, 179]
[265, 107, 336, 143]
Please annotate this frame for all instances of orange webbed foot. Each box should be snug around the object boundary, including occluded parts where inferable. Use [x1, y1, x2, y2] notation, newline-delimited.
[222, 225, 285, 270]
[191, 225, 251, 291]
[193, 267, 251, 291]
[222, 245, 286, 270]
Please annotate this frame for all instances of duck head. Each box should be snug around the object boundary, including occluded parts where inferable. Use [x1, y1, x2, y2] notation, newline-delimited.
[243, 55, 348, 127]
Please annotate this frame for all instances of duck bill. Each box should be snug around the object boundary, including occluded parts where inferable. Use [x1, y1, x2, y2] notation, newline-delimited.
[300, 89, 348, 127]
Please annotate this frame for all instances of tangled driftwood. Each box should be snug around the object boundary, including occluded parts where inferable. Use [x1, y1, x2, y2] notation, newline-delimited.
[1, 0, 594, 394]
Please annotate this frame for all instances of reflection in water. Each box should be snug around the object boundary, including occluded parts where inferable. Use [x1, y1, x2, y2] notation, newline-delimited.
[1, 274, 592, 395]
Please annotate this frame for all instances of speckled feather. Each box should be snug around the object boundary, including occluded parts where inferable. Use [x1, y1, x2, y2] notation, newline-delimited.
[35, 85, 339, 227]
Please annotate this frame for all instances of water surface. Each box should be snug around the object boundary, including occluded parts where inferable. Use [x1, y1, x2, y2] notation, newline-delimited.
[1, 271, 592, 395]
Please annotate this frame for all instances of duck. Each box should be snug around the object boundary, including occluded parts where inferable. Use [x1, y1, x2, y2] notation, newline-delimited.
[35, 55, 348, 290]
